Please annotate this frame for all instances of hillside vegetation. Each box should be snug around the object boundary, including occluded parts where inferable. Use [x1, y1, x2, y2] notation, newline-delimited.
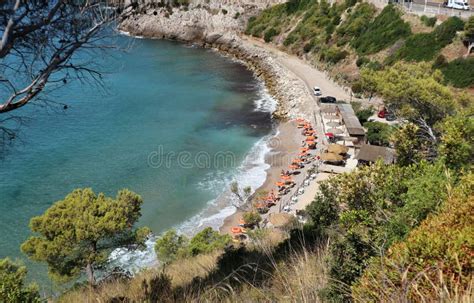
[246, 0, 474, 88]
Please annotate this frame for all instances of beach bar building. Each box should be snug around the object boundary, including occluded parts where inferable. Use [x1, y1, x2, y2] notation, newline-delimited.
[355, 144, 396, 166]
[336, 104, 366, 144]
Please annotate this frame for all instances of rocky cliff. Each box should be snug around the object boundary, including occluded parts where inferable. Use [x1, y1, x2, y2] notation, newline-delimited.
[119, 0, 311, 120]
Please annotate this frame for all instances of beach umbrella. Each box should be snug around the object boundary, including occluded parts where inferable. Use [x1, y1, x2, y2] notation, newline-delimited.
[325, 132, 334, 138]
[300, 147, 309, 152]
[326, 121, 340, 127]
[306, 136, 316, 141]
[292, 158, 303, 163]
[231, 227, 242, 234]
[281, 175, 291, 180]
[298, 152, 307, 157]
[289, 164, 299, 170]
[320, 152, 343, 162]
[327, 128, 344, 134]
[276, 182, 285, 187]
[328, 144, 349, 154]
[306, 140, 316, 145]
[303, 124, 312, 129]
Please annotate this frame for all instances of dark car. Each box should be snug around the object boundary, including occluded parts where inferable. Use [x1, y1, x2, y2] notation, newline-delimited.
[319, 96, 336, 103]
[385, 112, 396, 121]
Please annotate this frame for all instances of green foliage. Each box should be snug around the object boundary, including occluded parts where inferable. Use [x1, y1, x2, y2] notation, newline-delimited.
[306, 160, 462, 302]
[264, 27, 279, 42]
[440, 57, 474, 88]
[391, 123, 424, 166]
[336, 2, 376, 45]
[353, 174, 473, 302]
[242, 211, 262, 227]
[21, 188, 150, 285]
[364, 121, 393, 146]
[437, 113, 474, 169]
[464, 16, 474, 40]
[320, 46, 348, 64]
[188, 227, 231, 256]
[355, 108, 373, 124]
[389, 17, 465, 63]
[352, 5, 411, 55]
[360, 62, 456, 127]
[154, 229, 188, 263]
[420, 15, 437, 27]
[0, 258, 40, 303]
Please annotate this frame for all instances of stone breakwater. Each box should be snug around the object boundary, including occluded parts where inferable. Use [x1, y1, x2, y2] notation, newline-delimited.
[119, 2, 311, 120]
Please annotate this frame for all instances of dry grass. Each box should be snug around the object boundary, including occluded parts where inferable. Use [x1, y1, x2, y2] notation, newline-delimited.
[57, 230, 329, 303]
[441, 37, 468, 61]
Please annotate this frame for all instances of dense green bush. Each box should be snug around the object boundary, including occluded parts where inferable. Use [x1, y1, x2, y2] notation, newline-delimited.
[264, 27, 279, 42]
[321, 46, 348, 64]
[389, 17, 465, 63]
[353, 175, 473, 302]
[440, 57, 474, 88]
[336, 2, 376, 45]
[0, 258, 40, 303]
[364, 121, 393, 146]
[355, 108, 373, 124]
[352, 5, 411, 55]
[420, 15, 436, 27]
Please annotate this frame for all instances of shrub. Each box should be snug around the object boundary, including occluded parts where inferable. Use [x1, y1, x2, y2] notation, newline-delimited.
[264, 27, 279, 42]
[242, 211, 262, 227]
[353, 179, 473, 302]
[154, 229, 188, 263]
[355, 108, 373, 124]
[188, 227, 231, 256]
[364, 121, 393, 146]
[420, 15, 436, 27]
[0, 258, 40, 303]
[352, 5, 411, 55]
[356, 56, 370, 67]
[432, 54, 447, 69]
[321, 46, 348, 64]
[221, 9, 227, 15]
[336, 2, 376, 44]
[440, 57, 474, 88]
[234, 12, 240, 19]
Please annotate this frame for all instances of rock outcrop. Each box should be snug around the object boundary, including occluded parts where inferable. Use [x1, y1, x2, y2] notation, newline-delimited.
[119, 0, 310, 119]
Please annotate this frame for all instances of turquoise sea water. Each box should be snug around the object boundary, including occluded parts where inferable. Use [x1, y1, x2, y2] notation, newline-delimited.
[0, 37, 273, 286]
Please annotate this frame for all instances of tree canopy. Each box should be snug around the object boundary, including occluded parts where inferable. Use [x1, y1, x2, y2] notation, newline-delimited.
[154, 229, 188, 264]
[0, 258, 40, 303]
[21, 188, 151, 286]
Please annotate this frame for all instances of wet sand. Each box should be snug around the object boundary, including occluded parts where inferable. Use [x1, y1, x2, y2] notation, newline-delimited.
[220, 121, 305, 234]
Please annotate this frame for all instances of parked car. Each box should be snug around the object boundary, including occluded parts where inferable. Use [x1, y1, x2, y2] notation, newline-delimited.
[319, 96, 336, 103]
[443, 0, 470, 10]
[385, 112, 396, 121]
[377, 109, 386, 119]
[313, 86, 322, 96]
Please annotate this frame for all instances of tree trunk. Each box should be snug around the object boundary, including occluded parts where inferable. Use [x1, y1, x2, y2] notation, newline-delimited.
[86, 262, 96, 287]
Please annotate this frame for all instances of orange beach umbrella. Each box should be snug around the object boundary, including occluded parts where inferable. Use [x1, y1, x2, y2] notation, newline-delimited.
[231, 227, 242, 234]
[276, 182, 285, 187]
[289, 164, 299, 170]
[281, 175, 291, 180]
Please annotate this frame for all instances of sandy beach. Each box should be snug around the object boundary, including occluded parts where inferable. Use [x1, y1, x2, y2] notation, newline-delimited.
[220, 36, 355, 234]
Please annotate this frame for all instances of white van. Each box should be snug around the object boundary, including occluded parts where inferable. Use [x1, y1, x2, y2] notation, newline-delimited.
[444, 0, 470, 10]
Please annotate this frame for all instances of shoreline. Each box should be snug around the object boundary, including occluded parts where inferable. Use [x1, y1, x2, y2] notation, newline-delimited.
[118, 7, 355, 236]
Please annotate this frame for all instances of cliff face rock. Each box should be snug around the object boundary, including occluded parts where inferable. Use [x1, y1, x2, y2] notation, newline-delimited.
[119, 0, 284, 42]
[119, 0, 310, 120]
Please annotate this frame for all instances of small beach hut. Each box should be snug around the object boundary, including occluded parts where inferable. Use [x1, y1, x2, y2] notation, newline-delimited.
[320, 152, 343, 162]
[327, 144, 349, 155]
